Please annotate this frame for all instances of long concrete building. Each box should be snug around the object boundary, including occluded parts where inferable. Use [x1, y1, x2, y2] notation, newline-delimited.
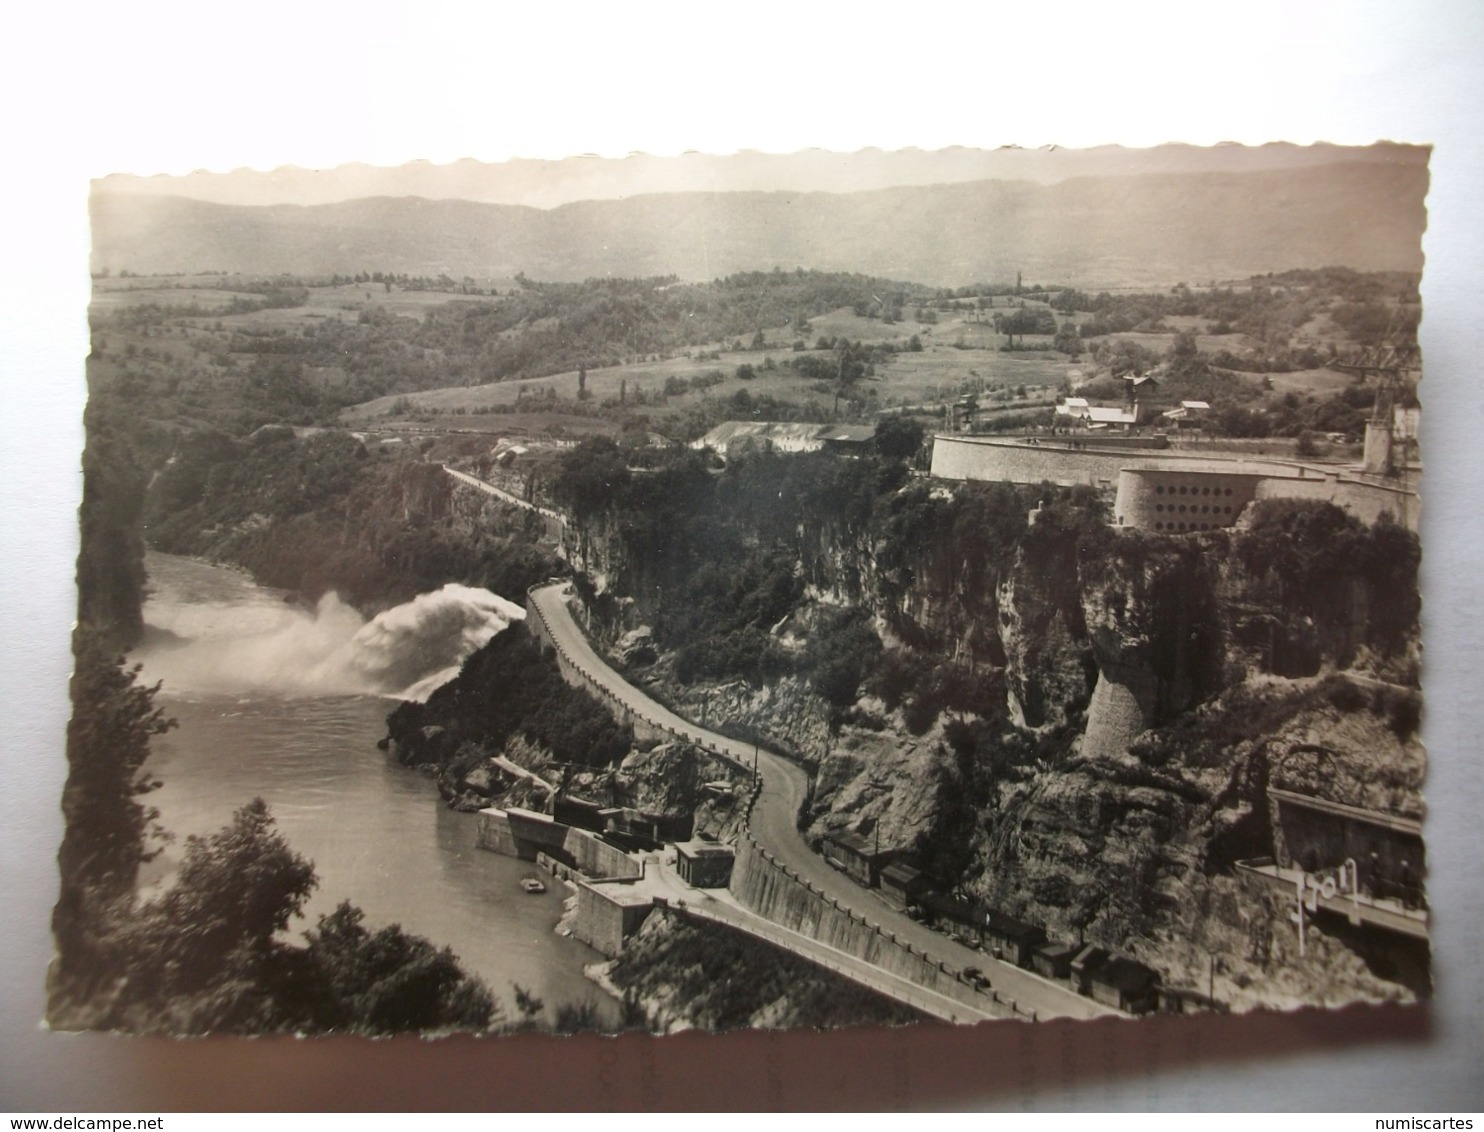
[929, 434, 1419, 532]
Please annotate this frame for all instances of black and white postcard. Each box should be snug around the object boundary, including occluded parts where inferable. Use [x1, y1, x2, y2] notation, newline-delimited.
[56, 144, 1429, 1038]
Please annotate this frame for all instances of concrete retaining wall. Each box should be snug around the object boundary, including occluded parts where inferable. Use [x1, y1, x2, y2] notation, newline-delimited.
[568, 827, 641, 879]
[476, 808, 641, 879]
[572, 881, 656, 957]
[524, 588, 758, 774]
[932, 435, 1418, 532]
[476, 809, 526, 857]
[1079, 673, 1150, 760]
[728, 831, 986, 1007]
[1256, 474, 1418, 530]
[932, 436, 1131, 489]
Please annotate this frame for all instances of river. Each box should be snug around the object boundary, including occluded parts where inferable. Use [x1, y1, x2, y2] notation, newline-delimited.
[133, 552, 618, 1027]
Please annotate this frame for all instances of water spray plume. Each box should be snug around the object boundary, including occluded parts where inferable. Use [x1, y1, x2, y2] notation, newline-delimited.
[138, 582, 524, 701]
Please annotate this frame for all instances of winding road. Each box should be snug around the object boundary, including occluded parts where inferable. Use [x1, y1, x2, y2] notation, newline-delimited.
[527, 581, 1117, 1023]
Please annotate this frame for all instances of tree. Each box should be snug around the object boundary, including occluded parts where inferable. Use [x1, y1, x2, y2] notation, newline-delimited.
[553, 437, 631, 517]
[75, 426, 148, 650]
[998, 307, 1056, 349]
[152, 799, 318, 978]
[875, 416, 925, 462]
[50, 634, 176, 1017]
[302, 902, 496, 1034]
[61, 790, 498, 1034]
[57, 638, 175, 903]
[1053, 323, 1083, 358]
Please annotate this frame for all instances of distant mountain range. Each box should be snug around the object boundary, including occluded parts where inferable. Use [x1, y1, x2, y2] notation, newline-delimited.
[91, 161, 1426, 287]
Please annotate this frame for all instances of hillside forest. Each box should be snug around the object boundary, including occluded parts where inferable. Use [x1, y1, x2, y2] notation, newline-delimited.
[64, 258, 1425, 1025]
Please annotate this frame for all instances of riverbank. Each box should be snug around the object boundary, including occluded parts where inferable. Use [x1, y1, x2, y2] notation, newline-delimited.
[135, 552, 621, 1029]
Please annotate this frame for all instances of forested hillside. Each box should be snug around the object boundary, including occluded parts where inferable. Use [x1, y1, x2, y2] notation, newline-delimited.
[92, 160, 1427, 283]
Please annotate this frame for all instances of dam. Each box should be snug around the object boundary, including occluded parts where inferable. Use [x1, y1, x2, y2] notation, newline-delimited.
[930, 435, 1419, 532]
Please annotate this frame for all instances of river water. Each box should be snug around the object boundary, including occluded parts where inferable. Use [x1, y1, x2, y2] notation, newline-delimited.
[133, 552, 617, 1026]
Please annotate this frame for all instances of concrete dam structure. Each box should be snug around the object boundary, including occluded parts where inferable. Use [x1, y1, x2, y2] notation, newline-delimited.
[476, 807, 642, 879]
[931, 435, 1419, 532]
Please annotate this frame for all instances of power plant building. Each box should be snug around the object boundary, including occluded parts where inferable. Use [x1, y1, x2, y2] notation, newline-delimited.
[930, 435, 1418, 533]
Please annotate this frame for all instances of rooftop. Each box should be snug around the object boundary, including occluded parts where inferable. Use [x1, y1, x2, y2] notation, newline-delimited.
[881, 862, 924, 884]
[823, 829, 890, 858]
[1086, 406, 1139, 425]
[676, 840, 736, 860]
[582, 878, 653, 907]
[983, 909, 1044, 939]
[815, 424, 877, 443]
[1035, 942, 1080, 960]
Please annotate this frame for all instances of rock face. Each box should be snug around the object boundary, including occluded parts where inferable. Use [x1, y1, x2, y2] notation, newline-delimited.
[975, 677, 1427, 1009]
[582, 741, 752, 843]
[997, 546, 1094, 730]
[1078, 537, 1224, 758]
[809, 721, 954, 855]
[642, 674, 834, 768]
[461, 469, 1426, 1010]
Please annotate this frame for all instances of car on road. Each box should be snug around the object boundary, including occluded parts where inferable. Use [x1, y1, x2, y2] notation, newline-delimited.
[959, 965, 991, 990]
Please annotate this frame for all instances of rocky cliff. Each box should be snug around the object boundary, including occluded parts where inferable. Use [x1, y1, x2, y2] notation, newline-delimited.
[550, 450, 1425, 1009]
[391, 440, 1423, 1009]
[145, 431, 563, 612]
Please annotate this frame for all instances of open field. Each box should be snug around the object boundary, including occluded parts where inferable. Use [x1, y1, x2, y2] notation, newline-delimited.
[366, 410, 622, 442]
[90, 287, 256, 311]
[1262, 366, 1359, 397]
[225, 285, 516, 330]
[94, 276, 1398, 453]
[337, 302, 1080, 427]
[340, 336, 1076, 426]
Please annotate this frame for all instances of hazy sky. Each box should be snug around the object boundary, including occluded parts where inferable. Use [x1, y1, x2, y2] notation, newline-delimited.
[94, 142, 1428, 209]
